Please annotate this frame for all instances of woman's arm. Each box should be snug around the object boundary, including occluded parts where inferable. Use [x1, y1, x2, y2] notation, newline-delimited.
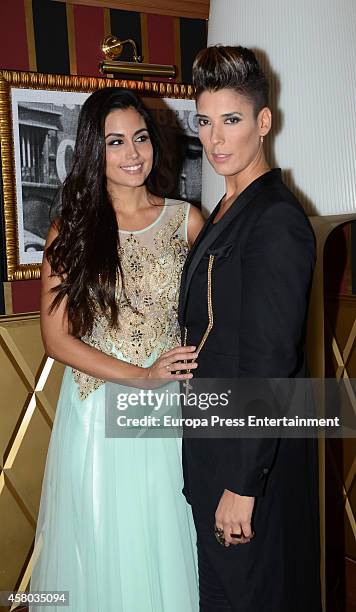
[218, 201, 316, 497]
[41, 223, 197, 383]
[215, 201, 316, 544]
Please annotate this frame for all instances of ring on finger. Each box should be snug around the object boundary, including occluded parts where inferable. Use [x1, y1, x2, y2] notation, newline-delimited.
[213, 525, 225, 546]
[232, 530, 256, 541]
[231, 532, 243, 539]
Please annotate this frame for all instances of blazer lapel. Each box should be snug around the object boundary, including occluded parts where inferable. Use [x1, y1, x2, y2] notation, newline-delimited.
[178, 203, 220, 324]
[179, 169, 282, 323]
[180, 196, 249, 316]
[185, 201, 220, 266]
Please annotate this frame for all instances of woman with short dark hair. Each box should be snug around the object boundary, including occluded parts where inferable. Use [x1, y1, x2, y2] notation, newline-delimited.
[179, 46, 321, 611]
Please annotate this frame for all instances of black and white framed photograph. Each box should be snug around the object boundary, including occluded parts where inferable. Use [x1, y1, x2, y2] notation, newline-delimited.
[11, 87, 88, 267]
[0, 71, 199, 280]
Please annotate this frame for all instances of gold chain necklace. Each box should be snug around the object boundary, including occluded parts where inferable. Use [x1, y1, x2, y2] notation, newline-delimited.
[183, 254, 215, 370]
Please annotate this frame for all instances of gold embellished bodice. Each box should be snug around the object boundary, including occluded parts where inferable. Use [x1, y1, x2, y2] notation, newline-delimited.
[73, 200, 190, 399]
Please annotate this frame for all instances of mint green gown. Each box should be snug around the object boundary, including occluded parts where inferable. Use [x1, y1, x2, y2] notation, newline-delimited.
[30, 201, 198, 612]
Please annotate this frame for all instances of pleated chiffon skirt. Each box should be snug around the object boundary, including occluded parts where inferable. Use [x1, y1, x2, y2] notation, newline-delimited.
[30, 366, 198, 612]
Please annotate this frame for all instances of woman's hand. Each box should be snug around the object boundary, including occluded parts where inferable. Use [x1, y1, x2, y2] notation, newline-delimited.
[215, 489, 255, 547]
[146, 345, 198, 382]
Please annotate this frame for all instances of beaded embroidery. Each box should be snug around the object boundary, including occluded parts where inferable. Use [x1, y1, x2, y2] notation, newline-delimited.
[73, 202, 189, 400]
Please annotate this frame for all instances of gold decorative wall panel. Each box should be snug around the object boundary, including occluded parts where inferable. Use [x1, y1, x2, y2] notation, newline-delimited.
[323, 224, 356, 611]
[324, 294, 356, 612]
[0, 314, 64, 603]
[307, 215, 356, 611]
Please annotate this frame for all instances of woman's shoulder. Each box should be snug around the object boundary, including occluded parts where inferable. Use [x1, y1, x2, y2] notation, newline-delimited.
[164, 197, 191, 210]
[161, 198, 191, 228]
[160, 199, 205, 245]
[163, 199, 204, 226]
[248, 171, 308, 221]
[249, 186, 315, 249]
[261, 183, 311, 227]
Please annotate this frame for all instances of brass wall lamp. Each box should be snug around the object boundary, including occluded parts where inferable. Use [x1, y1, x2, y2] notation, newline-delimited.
[99, 35, 177, 78]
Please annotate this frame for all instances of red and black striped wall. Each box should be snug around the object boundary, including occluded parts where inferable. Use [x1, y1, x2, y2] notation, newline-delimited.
[0, 0, 207, 83]
[0, 0, 207, 314]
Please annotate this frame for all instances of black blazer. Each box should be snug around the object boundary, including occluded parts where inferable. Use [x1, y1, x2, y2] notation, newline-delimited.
[178, 168, 316, 511]
[178, 168, 321, 610]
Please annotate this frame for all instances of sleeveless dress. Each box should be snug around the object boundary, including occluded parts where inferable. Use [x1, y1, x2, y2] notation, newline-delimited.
[30, 200, 198, 612]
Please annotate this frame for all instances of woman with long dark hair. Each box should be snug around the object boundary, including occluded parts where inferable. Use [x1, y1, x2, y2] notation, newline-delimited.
[30, 87, 203, 611]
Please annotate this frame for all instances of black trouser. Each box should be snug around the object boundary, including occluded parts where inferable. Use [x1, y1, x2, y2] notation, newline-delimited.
[197, 536, 233, 612]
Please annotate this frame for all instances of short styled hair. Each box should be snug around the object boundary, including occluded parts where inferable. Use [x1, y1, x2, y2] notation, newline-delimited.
[193, 45, 269, 116]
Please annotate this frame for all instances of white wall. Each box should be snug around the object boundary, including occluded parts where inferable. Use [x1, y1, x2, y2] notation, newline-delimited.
[202, 0, 356, 216]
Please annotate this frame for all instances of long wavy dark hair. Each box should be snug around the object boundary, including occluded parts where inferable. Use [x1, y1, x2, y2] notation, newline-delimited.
[46, 87, 162, 337]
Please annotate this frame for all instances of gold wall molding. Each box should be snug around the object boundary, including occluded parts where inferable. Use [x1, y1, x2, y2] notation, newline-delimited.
[52, 0, 210, 19]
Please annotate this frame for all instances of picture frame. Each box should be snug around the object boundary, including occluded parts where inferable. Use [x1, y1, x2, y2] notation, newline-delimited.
[0, 70, 199, 280]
